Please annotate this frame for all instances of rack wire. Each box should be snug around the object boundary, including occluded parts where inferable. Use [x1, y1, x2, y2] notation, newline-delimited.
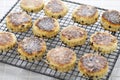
[0, 0, 120, 80]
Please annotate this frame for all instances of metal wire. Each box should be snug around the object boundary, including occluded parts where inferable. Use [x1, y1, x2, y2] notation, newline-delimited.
[0, 0, 120, 80]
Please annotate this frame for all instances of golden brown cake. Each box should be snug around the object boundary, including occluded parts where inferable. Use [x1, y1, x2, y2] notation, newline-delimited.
[6, 12, 32, 32]
[60, 25, 87, 47]
[90, 32, 118, 54]
[20, 0, 44, 12]
[47, 47, 76, 72]
[33, 17, 60, 38]
[17, 36, 46, 61]
[101, 10, 120, 31]
[0, 32, 17, 52]
[72, 5, 98, 25]
[78, 53, 108, 79]
[44, 0, 68, 19]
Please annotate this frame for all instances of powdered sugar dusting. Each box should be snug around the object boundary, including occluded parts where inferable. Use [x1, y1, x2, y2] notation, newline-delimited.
[20, 37, 44, 54]
[103, 10, 120, 24]
[0, 32, 13, 45]
[80, 54, 107, 72]
[92, 32, 116, 46]
[48, 47, 74, 65]
[46, 0, 64, 13]
[21, 0, 43, 7]
[62, 26, 85, 39]
[9, 12, 30, 26]
[76, 5, 97, 17]
[37, 17, 55, 31]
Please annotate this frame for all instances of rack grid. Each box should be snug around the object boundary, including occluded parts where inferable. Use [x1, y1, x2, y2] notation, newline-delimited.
[0, 0, 120, 80]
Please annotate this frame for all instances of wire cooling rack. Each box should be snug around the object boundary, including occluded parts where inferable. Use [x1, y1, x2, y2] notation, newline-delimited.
[0, 0, 120, 80]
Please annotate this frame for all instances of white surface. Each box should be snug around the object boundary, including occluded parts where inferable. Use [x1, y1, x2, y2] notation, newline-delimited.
[0, 0, 17, 21]
[0, 0, 120, 80]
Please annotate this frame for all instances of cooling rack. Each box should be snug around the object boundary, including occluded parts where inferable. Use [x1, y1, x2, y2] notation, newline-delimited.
[0, 0, 120, 80]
